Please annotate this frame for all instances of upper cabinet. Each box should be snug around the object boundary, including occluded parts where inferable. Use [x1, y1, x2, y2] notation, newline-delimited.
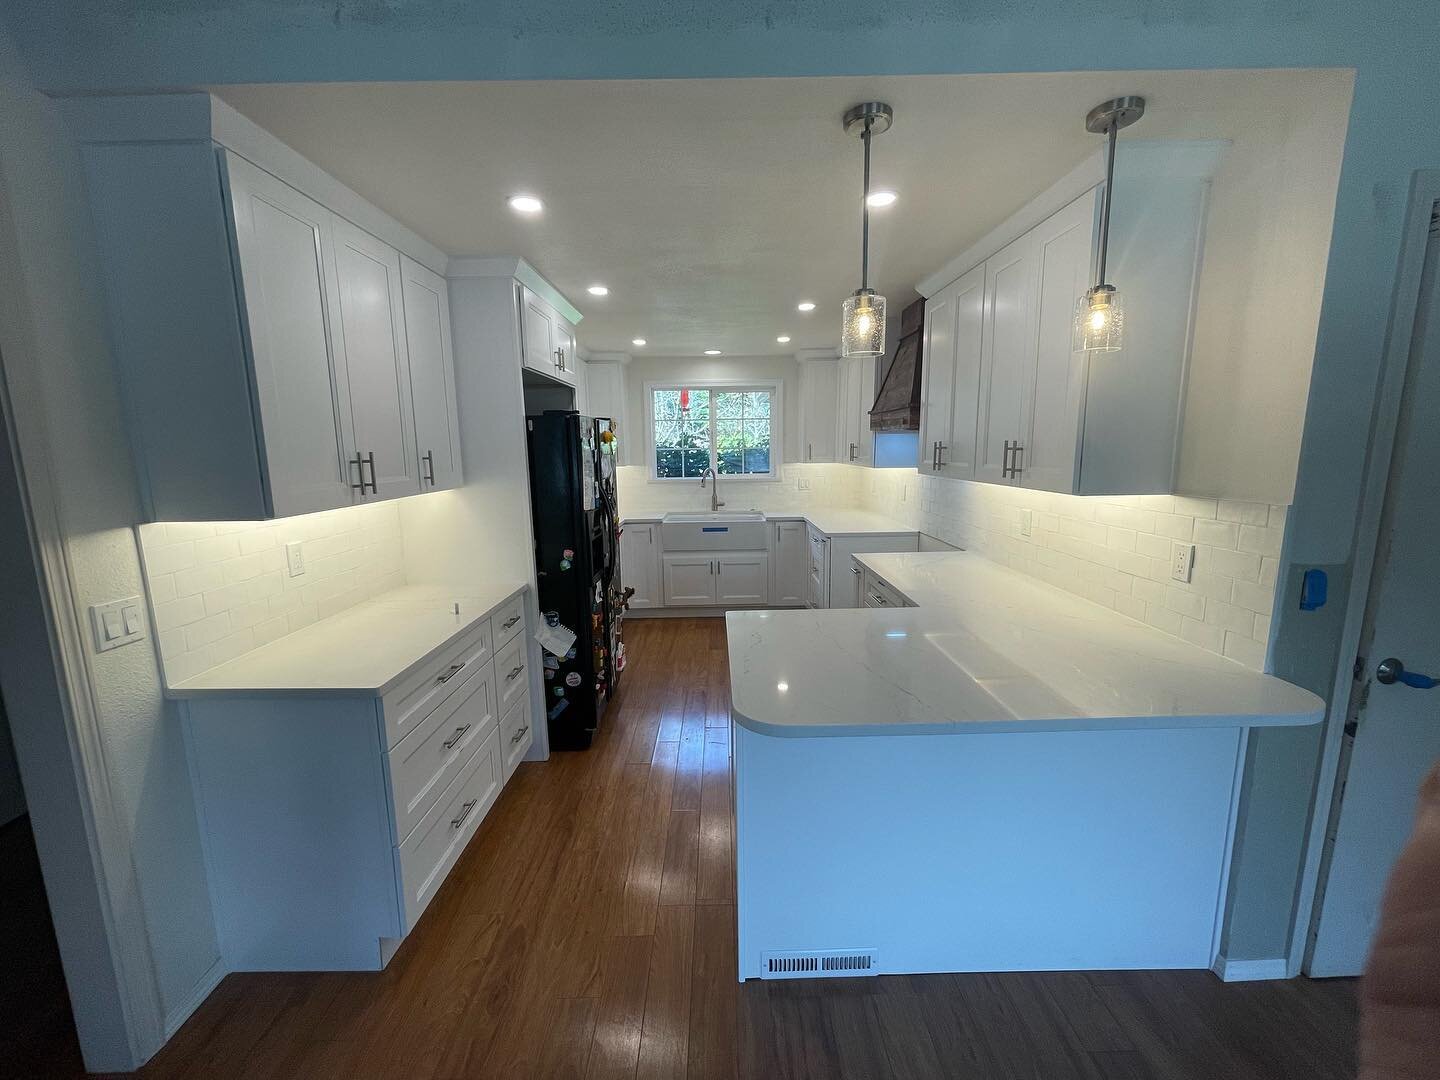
[918, 143, 1218, 495]
[797, 356, 840, 463]
[400, 256, 463, 493]
[66, 96, 462, 520]
[520, 285, 578, 387]
[837, 354, 876, 466]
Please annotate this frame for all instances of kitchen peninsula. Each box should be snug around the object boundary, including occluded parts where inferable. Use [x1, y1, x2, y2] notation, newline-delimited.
[728, 551, 1323, 981]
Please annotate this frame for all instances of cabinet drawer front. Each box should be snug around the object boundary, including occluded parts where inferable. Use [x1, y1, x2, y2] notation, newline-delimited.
[382, 620, 494, 748]
[500, 692, 533, 780]
[396, 729, 502, 931]
[492, 594, 526, 650]
[387, 663, 496, 844]
[495, 633, 529, 715]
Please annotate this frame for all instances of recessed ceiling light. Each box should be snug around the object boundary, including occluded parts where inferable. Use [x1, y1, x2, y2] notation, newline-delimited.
[866, 190, 898, 208]
[507, 194, 543, 214]
[587, 284, 609, 296]
[632, 338, 647, 347]
[797, 301, 816, 312]
[704, 349, 722, 356]
[776, 335, 791, 343]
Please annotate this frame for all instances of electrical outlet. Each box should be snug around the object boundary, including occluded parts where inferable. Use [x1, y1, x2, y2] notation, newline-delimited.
[1019, 508, 1033, 537]
[285, 540, 306, 578]
[1170, 542, 1195, 583]
[797, 477, 812, 491]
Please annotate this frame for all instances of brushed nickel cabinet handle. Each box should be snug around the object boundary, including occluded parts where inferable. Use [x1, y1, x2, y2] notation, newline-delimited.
[363, 451, 378, 494]
[506, 664, 524, 681]
[437, 661, 466, 684]
[451, 799, 478, 830]
[423, 450, 435, 486]
[501, 615, 521, 629]
[511, 724, 530, 744]
[442, 724, 471, 751]
[350, 452, 367, 493]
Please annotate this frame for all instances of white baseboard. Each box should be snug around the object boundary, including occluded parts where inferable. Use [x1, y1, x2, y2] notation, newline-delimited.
[1211, 956, 1288, 982]
[163, 956, 226, 1039]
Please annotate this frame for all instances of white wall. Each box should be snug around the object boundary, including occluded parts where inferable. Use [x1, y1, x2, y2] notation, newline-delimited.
[0, 28, 219, 1065]
[1176, 73, 1351, 503]
[617, 461, 861, 517]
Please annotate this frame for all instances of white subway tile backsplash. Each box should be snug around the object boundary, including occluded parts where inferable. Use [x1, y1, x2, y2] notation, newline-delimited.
[1238, 523, 1284, 556]
[1193, 518, 1240, 549]
[138, 502, 407, 686]
[1218, 500, 1271, 526]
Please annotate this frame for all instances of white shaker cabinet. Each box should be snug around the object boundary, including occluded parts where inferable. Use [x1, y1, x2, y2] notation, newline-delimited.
[797, 357, 840, 463]
[400, 255, 463, 492]
[974, 231, 1038, 485]
[769, 519, 809, 607]
[520, 285, 578, 387]
[620, 521, 662, 609]
[919, 264, 985, 479]
[838, 354, 875, 466]
[662, 554, 720, 606]
[717, 554, 771, 606]
[332, 218, 422, 502]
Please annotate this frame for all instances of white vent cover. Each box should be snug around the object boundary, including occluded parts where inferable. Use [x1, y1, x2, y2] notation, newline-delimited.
[760, 948, 879, 979]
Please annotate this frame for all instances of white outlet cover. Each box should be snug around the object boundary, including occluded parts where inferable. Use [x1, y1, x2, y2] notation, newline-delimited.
[1171, 542, 1196, 583]
[285, 540, 306, 577]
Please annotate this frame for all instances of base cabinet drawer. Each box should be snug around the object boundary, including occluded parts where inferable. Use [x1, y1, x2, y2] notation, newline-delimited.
[397, 729, 502, 931]
[500, 692, 533, 779]
[387, 663, 496, 844]
[495, 633, 529, 714]
[382, 619, 494, 747]
[492, 593, 526, 649]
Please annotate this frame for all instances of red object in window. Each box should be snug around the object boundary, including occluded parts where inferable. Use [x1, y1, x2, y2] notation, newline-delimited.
[679, 388, 689, 413]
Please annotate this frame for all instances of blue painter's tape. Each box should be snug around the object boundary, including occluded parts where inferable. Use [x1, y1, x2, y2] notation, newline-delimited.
[701, 526, 729, 532]
[1299, 568, 1327, 611]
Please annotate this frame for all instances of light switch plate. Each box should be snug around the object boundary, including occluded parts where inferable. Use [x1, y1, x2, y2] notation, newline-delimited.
[1019, 509, 1033, 537]
[1171, 542, 1196, 583]
[90, 596, 146, 653]
[285, 540, 306, 578]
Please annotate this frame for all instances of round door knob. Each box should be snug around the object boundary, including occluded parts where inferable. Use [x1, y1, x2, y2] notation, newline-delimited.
[1376, 657, 1440, 689]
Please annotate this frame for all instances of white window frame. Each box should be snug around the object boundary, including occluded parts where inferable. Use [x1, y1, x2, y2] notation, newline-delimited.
[643, 379, 783, 482]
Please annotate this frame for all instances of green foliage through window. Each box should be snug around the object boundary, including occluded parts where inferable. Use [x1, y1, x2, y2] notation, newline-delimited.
[652, 386, 774, 478]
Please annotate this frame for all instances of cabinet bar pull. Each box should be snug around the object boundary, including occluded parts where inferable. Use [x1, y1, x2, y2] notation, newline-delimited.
[1011, 443, 1024, 478]
[350, 452, 367, 492]
[852, 566, 861, 575]
[510, 724, 529, 744]
[936, 442, 946, 468]
[422, 450, 435, 486]
[437, 661, 466, 684]
[451, 799, 478, 830]
[442, 724, 471, 750]
[501, 615, 521, 629]
[506, 664, 524, 681]
[362, 451, 378, 494]
[1002, 440, 1014, 478]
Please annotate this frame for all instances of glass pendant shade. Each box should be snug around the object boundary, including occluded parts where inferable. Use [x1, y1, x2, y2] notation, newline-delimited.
[842, 289, 886, 358]
[1073, 284, 1124, 353]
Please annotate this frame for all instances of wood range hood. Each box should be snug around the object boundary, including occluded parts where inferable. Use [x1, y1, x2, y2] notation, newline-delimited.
[867, 297, 924, 432]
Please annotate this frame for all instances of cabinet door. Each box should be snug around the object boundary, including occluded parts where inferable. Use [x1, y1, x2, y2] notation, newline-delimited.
[941, 264, 986, 480]
[838, 357, 860, 463]
[550, 317, 578, 387]
[918, 280, 957, 476]
[1022, 192, 1098, 494]
[520, 286, 556, 377]
[400, 255, 462, 492]
[662, 555, 718, 607]
[771, 520, 809, 606]
[621, 523, 662, 609]
[799, 360, 840, 462]
[717, 554, 769, 606]
[222, 152, 356, 517]
[975, 233, 1037, 484]
[332, 220, 421, 501]
[856, 353, 876, 466]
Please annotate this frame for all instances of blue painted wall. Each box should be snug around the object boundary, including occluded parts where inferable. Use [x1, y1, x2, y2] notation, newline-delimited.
[6, 0, 1438, 965]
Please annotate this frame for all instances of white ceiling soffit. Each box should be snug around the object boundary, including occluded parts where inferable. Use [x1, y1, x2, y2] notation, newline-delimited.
[212, 69, 1346, 357]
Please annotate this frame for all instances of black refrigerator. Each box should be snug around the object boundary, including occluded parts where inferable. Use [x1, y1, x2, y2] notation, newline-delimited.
[525, 412, 624, 750]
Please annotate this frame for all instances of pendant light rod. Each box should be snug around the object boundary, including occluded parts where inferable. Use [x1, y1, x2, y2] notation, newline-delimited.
[1084, 95, 1145, 288]
[861, 116, 872, 290]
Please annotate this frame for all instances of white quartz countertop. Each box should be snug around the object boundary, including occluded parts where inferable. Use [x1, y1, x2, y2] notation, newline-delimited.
[727, 551, 1323, 738]
[620, 509, 915, 536]
[169, 583, 526, 697]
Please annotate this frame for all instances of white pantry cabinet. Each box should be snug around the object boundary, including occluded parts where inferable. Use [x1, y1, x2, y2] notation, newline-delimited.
[921, 142, 1220, 495]
[797, 356, 841, 463]
[620, 521, 662, 609]
[769, 519, 809, 607]
[400, 256, 463, 492]
[67, 96, 462, 520]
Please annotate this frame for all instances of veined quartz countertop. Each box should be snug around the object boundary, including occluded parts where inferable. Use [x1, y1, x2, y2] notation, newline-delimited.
[168, 582, 526, 697]
[726, 550, 1323, 738]
[621, 509, 915, 536]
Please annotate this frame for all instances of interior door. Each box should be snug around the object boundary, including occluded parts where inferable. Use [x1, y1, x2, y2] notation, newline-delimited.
[399, 255, 461, 492]
[975, 233, 1037, 485]
[1309, 226, 1440, 976]
[221, 151, 356, 517]
[332, 220, 421, 501]
[919, 283, 956, 476]
[1023, 191, 1097, 494]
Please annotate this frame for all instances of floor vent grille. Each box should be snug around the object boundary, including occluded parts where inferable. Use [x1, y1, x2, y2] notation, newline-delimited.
[760, 949, 879, 979]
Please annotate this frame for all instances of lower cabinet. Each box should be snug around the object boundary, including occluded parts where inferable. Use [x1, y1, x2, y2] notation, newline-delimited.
[770, 519, 809, 607]
[180, 590, 530, 972]
[620, 522, 662, 608]
[661, 553, 771, 607]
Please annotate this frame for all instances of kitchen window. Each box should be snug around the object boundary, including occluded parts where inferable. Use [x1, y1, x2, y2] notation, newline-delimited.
[646, 383, 779, 481]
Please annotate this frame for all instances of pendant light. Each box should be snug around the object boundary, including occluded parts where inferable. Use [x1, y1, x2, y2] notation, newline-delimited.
[1074, 95, 1145, 354]
[841, 102, 893, 358]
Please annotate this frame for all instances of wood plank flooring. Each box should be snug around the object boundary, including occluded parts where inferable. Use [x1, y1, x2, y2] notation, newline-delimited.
[130, 616, 1359, 1079]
